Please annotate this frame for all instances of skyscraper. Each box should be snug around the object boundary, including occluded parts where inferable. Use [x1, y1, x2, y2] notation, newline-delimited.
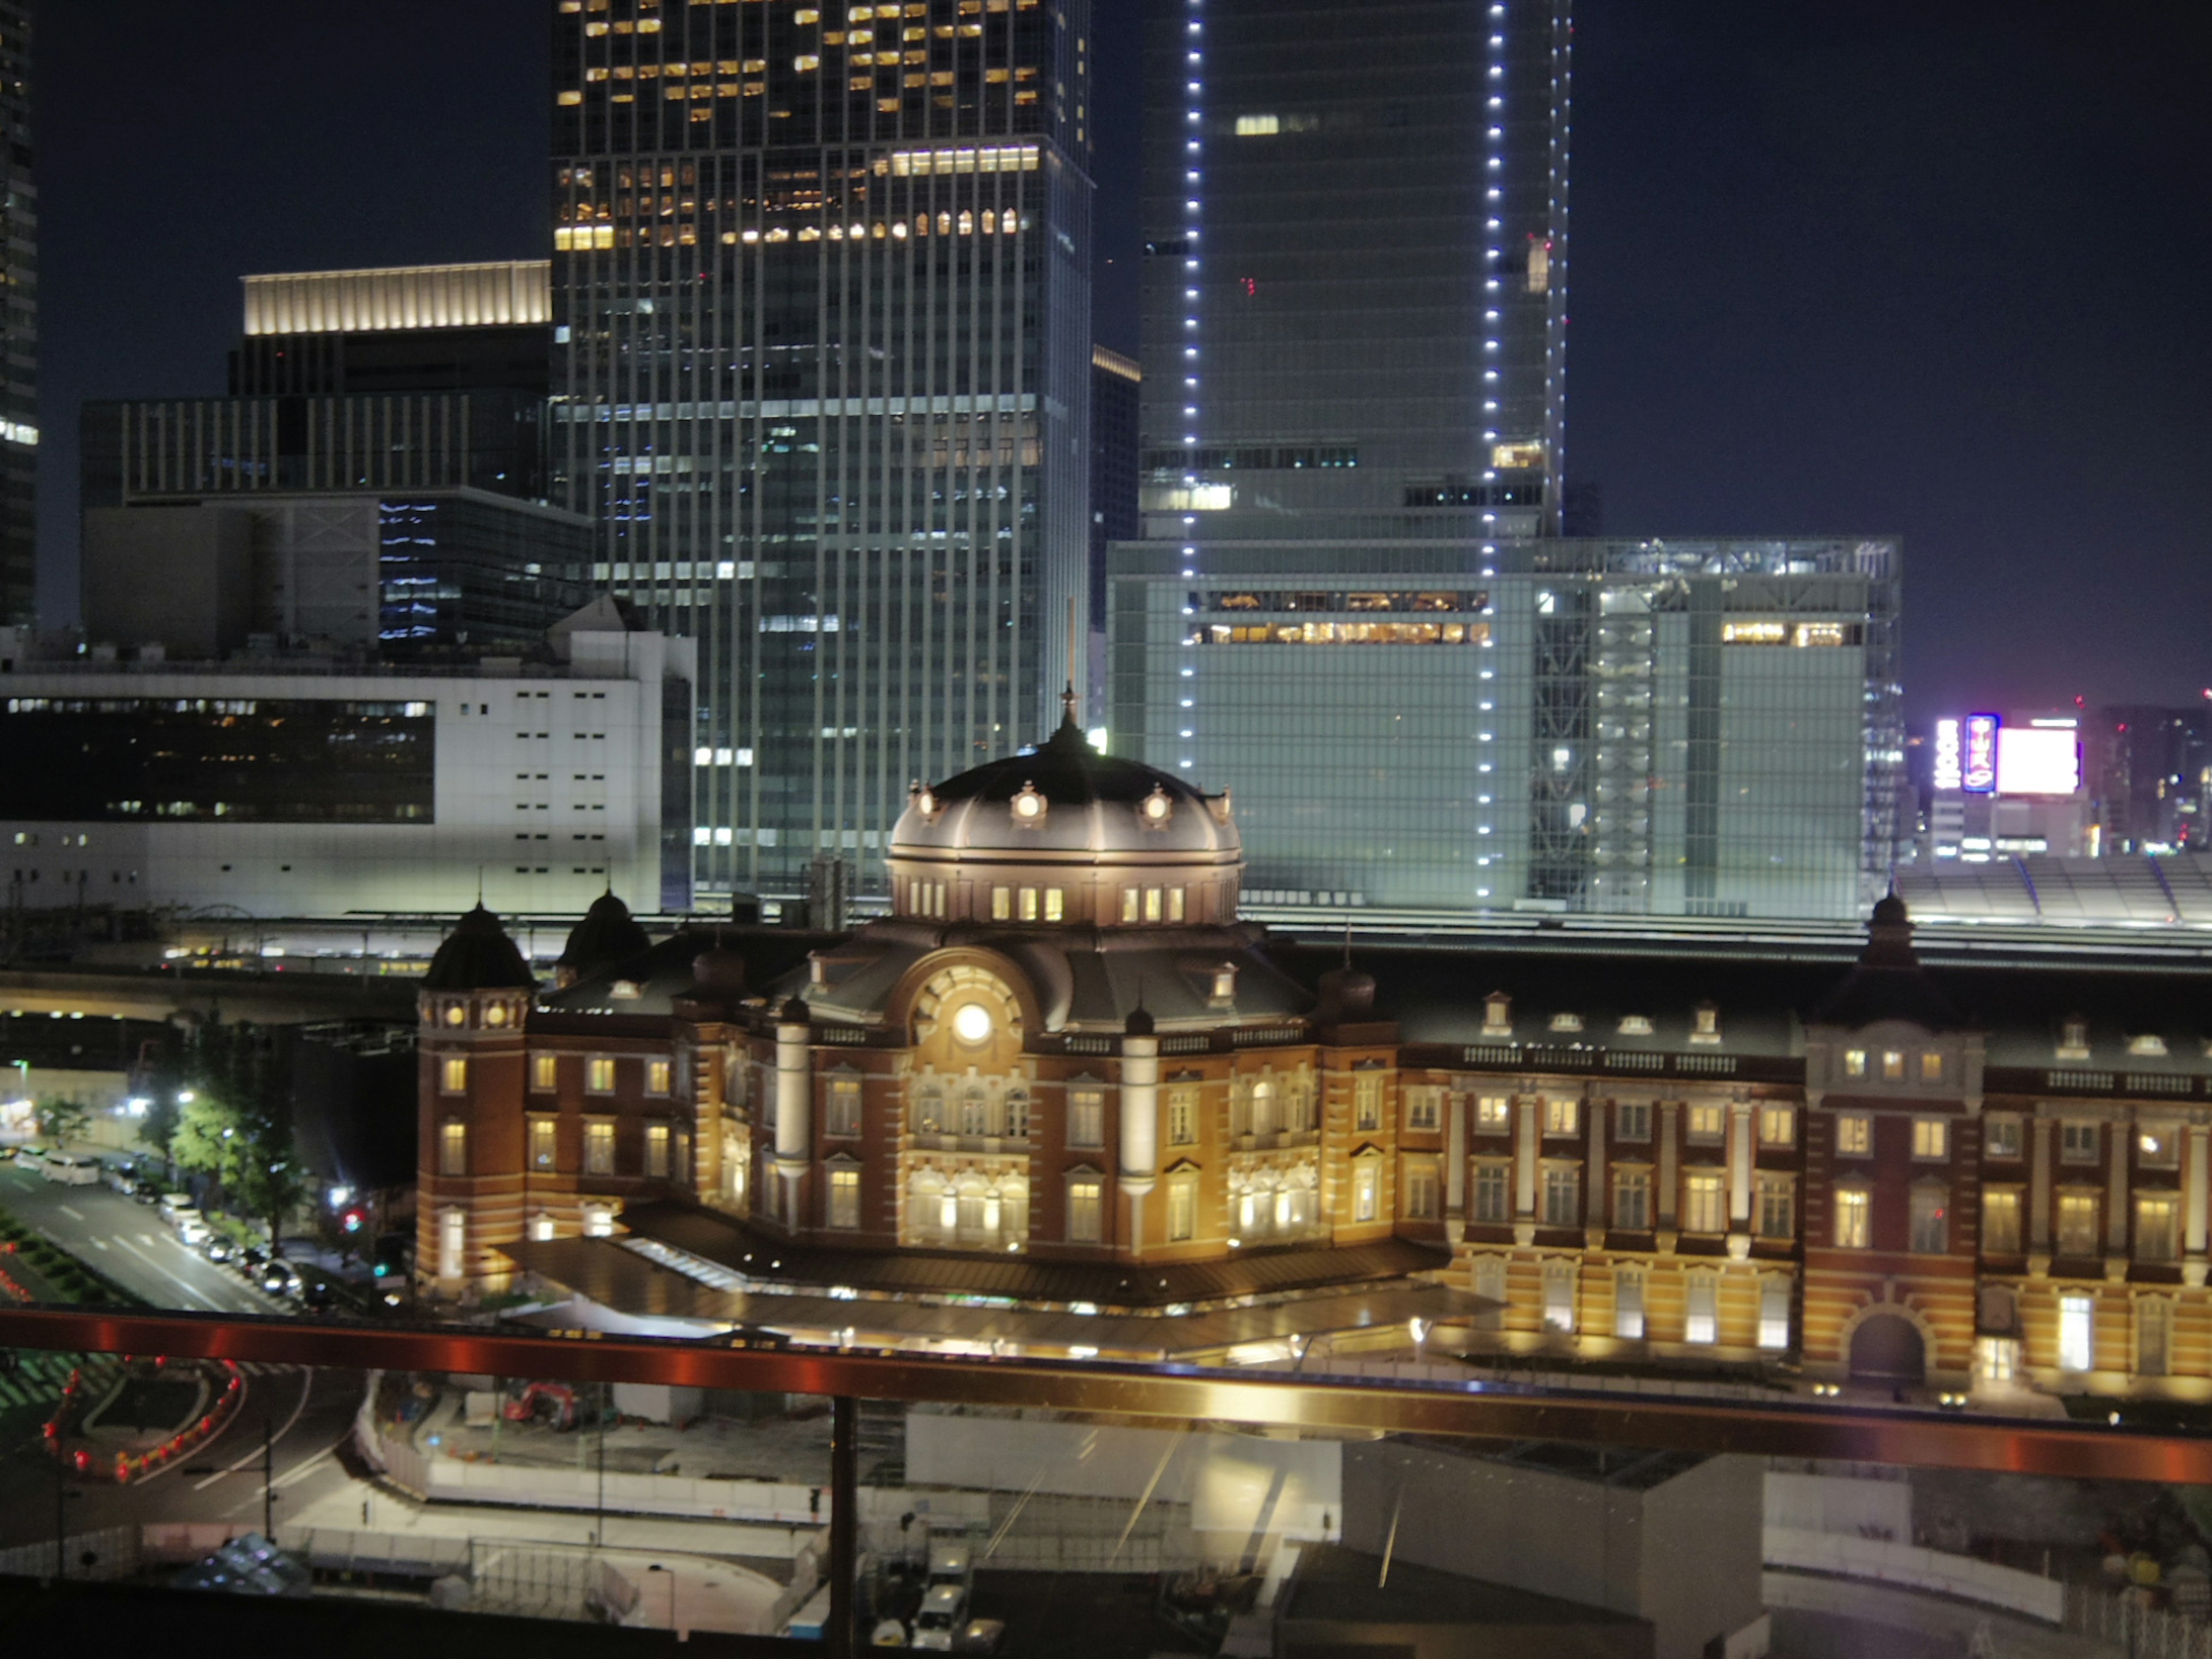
[551, 0, 1095, 902]
[0, 1, 34, 626]
[1139, 0, 1570, 543]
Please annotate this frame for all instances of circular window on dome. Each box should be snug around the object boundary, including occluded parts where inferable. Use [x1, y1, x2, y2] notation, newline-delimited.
[1139, 786, 1174, 828]
[444, 1004, 467, 1027]
[484, 1002, 509, 1027]
[912, 785, 941, 821]
[1009, 782, 1047, 825]
[952, 1002, 994, 1045]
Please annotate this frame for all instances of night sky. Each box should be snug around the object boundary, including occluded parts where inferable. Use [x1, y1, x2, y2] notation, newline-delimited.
[36, 2, 2212, 724]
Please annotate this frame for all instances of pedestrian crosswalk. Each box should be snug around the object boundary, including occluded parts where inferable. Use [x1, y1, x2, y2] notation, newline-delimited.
[0, 1353, 297, 1413]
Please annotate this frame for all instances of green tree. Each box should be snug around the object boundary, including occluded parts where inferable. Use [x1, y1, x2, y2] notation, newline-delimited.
[32, 1096, 91, 1146]
[171, 1020, 308, 1252]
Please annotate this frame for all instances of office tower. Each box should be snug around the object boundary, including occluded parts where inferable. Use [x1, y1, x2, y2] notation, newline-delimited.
[2096, 706, 2212, 855]
[1111, 536, 1903, 921]
[1087, 343, 1139, 720]
[552, 0, 1096, 901]
[232, 263, 554, 398]
[0, 1, 33, 626]
[1139, 0, 1570, 542]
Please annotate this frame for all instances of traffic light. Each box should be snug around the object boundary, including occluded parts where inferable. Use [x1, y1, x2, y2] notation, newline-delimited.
[341, 1207, 366, 1235]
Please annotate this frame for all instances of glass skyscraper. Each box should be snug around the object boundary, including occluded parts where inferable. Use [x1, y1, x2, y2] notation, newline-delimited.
[0, 1, 34, 626]
[552, 0, 1095, 901]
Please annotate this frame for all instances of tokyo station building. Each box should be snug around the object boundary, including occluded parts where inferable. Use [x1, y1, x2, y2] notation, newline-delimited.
[419, 714, 2212, 1400]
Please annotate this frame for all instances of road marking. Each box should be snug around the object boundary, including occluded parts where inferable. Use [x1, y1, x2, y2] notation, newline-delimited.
[274, 1445, 336, 1490]
[187, 1367, 312, 1489]
[88, 1238, 108, 1250]
[58, 1205, 84, 1221]
[113, 1236, 228, 1312]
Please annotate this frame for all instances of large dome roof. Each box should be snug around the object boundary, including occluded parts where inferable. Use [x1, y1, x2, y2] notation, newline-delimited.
[892, 715, 1239, 862]
[423, 904, 536, 993]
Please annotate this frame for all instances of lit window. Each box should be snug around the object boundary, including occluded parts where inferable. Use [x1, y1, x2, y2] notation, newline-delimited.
[1067, 1088, 1104, 1149]
[1612, 1269, 1645, 1339]
[1686, 1103, 1724, 1143]
[1835, 1114, 1872, 1156]
[1684, 1275, 1718, 1345]
[1882, 1051, 1906, 1081]
[1017, 887, 1039, 922]
[1543, 1260, 1576, 1334]
[1843, 1049, 1868, 1078]
[1682, 1171, 1724, 1234]
[1067, 1177, 1102, 1243]
[1982, 1189, 2021, 1254]
[1355, 1074, 1384, 1132]
[1759, 1105, 1795, 1147]
[1234, 113, 1280, 135]
[532, 1054, 558, 1092]
[439, 1208, 465, 1279]
[1145, 887, 1164, 923]
[1909, 1184, 1949, 1253]
[2058, 1294, 2095, 1373]
[2057, 1191, 2099, 1256]
[1543, 1097, 1578, 1137]
[529, 1119, 557, 1171]
[2138, 1128, 2180, 1169]
[1167, 1178, 1196, 1241]
[645, 1124, 671, 1179]
[1758, 1277, 1790, 1351]
[1476, 1095, 1512, 1132]
[1473, 1161, 1510, 1224]
[1167, 1086, 1199, 1146]
[1120, 888, 1141, 924]
[647, 1058, 673, 1096]
[440, 1056, 468, 1095]
[991, 887, 1012, 921]
[1920, 1051, 1944, 1081]
[1912, 1119, 1949, 1161]
[585, 1120, 616, 1175]
[440, 1120, 467, 1176]
[586, 1056, 616, 1093]
[1834, 1188, 1870, 1249]
[1984, 1116, 2021, 1158]
[826, 1078, 862, 1137]
[2137, 1195, 2179, 1263]
[583, 1204, 615, 1239]
[829, 1167, 861, 1230]
[1044, 888, 1065, 921]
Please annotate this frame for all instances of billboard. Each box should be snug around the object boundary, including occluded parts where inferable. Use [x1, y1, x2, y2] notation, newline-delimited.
[1963, 714, 1999, 794]
[1933, 718, 1963, 792]
[1997, 726, 2081, 796]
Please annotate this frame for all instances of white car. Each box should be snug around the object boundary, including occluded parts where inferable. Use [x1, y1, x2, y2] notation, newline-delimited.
[175, 1217, 213, 1246]
[40, 1153, 101, 1187]
[910, 1585, 968, 1653]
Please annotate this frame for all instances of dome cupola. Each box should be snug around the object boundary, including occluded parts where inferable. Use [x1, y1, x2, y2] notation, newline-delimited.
[555, 889, 652, 988]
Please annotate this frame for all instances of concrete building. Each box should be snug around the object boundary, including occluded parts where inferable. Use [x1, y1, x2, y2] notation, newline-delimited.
[0, 0, 32, 626]
[551, 0, 1096, 903]
[0, 603, 694, 916]
[1088, 344, 1141, 725]
[1109, 533, 1902, 921]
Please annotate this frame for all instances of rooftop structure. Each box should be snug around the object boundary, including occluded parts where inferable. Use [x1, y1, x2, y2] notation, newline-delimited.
[241, 261, 552, 337]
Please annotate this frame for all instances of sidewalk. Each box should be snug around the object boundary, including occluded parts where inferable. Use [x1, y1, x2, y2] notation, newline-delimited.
[1766, 1570, 2119, 1659]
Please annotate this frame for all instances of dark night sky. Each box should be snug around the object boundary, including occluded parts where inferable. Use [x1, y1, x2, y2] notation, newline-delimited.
[36, 2, 2212, 725]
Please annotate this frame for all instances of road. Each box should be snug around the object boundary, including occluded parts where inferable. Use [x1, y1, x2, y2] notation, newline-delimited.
[0, 1161, 282, 1316]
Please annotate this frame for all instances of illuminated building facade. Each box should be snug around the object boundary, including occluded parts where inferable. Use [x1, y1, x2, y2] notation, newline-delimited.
[0, 0, 33, 626]
[1139, 0, 1570, 541]
[1110, 534, 1903, 920]
[551, 0, 1096, 903]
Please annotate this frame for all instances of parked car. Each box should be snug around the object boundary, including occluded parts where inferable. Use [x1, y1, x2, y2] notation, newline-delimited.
[910, 1585, 969, 1652]
[41, 1153, 103, 1187]
[130, 1179, 164, 1204]
[257, 1261, 303, 1299]
[0, 1145, 17, 1162]
[175, 1217, 213, 1246]
[952, 1619, 1006, 1656]
[158, 1192, 197, 1222]
[15, 1146, 50, 1173]
[237, 1245, 269, 1274]
[298, 1278, 335, 1313]
[203, 1234, 238, 1265]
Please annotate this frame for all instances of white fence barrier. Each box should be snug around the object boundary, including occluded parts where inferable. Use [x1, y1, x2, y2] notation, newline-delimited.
[0, 1525, 138, 1582]
[2067, 1585, 2212, 1659]
[1764, 1525, 2064, 1623]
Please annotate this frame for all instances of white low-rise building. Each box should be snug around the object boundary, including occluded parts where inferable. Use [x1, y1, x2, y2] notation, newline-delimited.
[0, 604, 693, 917]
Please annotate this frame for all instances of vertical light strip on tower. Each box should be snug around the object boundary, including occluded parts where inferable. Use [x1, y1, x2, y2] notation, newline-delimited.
[1175, 0, 1204, 774]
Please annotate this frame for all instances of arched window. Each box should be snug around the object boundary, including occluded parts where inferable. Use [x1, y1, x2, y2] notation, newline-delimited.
[1251, 1078, 1277, 1137]
[959, 1085, 989, 1137]
[914, 1082, 946, 1134]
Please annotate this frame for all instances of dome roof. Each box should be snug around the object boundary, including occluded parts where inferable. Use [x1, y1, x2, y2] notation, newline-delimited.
[423, 905, 536, 993]
[891, 714, 1239, 863]
[558, 890, 652, 979]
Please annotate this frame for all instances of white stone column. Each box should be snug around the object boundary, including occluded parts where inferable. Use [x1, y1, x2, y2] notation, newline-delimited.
[1516, 1094, 1539, 1219]
[1445, 1089, 1467, 1219]
[1120, 1031, 1160, 1257]
[2029, 1115, 2054, 1260]
[775, 1005, 812, 1229]
[2186, 1124, 2209, 1287]
[1658, 1102, 1680, 1230]
[1585, 1094, 1607, 1238]
[1726, 1098, 1755, 1260]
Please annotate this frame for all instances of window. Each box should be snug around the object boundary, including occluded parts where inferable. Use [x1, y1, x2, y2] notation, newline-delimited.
[1044, 888, 1064, 921]
[1919, 1051, 1944, 1082]
[582, 1204, 615, 1238]
[1542, 1260, 1576, 1334]
[1756, 1175, 1794, 1240]
[586, 1056, 616, 1093]
[1067, 1087, 1104, 1149]
[1686, 1103, 1724, 1143]
[1882, 1051, 1906, 1081]
[440, 1056, 468, 1095]
[1684, 1275, 1718, 1344]
[1843, 1048, 1868, 1078]
[1835, 1114, 1872, 1157]
[1612, 1168, 1650, 1231]
[1472, 1256, 1508, 1331]
[1168, 1086, 1198, 1146]
[646, 1059, 672, 1096]
[2059, 1294, 2096, 1373]
[1355, 1073, 1383, 1132]
[826, 1078, 862, 1137]
[1067, 1177, 1102, 1243]
[1909, 1184, 1949, 1253]
[1613, 1269, 1645, 1340]
[585, 1120, 616, 1175]
[1984, 1116, 2022, 1159]
[645, 1124, 671, 1179]
[991, 886, 1012, 921]
[1759, 1105, 1795, 1148]
[1120, 888, 1141, 923]
[1353, 1161, 1380, 1222]
[2058, 1191, 2099, 1256]
[1167, 1178, 1196, 1241]
[1476, 1096, 1512, 1134]
[1759, 1277, 1791, 1350]
[2138, 1127, 2180, 1169]
[2061, 1121, 2100, 1165]
[532, 1054, 558, 1092]
[828, 1166, 861, 1229]
[529, 1118, 557, 1171]
[1834, 1187, 1870, 1249]
[1145, 887, 1164, 923]
[2139, 1298, 2172, 1378]
[1683, 1171, 1725, 1234]
[2137, 1195, 2180, 1263]
[1018, 887, 1039, 922]
[439, 1208, 465, 1279]
[1543, 1097, 1578, 1137]
[440, 1120, 467, 1176]
[1542, 1164, 1580, 1228]
[1473, 1161, 1510, 1224]
[1404, 1160, 1440, 1219]
[1912, 1118, 1949, 1161]
[1616, 1101, 1650, 1142]
[1406, 1086, 1440, 1132]
[531, 1211, 555, 1243]
[1983, 1189, 2021, 1255]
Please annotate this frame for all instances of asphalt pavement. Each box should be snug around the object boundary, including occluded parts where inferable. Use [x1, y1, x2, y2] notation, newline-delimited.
[0, 1161, 282, 1316]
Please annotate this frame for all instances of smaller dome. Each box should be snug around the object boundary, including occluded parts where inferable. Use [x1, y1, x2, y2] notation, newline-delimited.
[779, 995, 812, 1024]
[691, 943, 747, 995]
[1872, 893, 1910, 929]
[424, 905, 536, 993]
[559, 891, 652, 979]
[1124, 1005, 1157, 1037]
